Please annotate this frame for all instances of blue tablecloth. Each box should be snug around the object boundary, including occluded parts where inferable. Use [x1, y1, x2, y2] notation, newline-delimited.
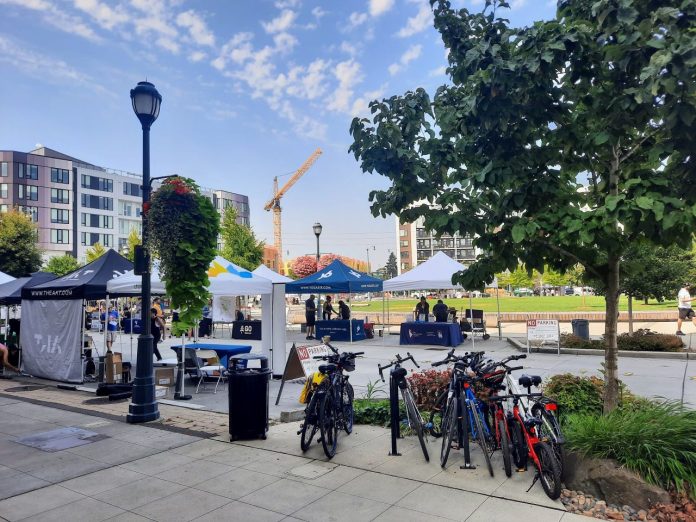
[178, 343, 252, 368]
[315, 320, 366, 342]
[399, 321, 463, 347]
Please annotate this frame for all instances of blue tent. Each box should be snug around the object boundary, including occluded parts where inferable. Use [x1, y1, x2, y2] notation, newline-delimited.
[285, 259, 383, 294]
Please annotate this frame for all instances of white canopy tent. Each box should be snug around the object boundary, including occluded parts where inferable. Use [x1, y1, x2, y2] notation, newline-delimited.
[0, 271, 15, 333]
[253, 264, 292, 376]
[0, 271, 14, 285]
[383, 252, 501, 340]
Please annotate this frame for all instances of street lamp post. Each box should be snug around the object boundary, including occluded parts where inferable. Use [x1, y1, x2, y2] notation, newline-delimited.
[127, 81, 162, 424]
[313, 222, 322, 323]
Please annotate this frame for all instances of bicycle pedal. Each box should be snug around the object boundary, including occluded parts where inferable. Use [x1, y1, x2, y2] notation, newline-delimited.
[516, 467, 527, 473]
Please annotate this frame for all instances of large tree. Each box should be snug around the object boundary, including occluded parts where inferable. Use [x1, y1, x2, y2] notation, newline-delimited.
[291, 256, 317, 278]
[0, 210, 42, 277]
[44, 254, 81, 276]
[219, 207, 264, 271]
[125, 228, 141, 262]
[385, 251, 398, 278]
[349, 0, 696, 411]
[85, 242, 107, 263]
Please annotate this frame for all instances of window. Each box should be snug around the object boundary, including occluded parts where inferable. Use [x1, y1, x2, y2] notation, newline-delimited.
[401, 250, 409, 259]
[81, 213, 113, 229]
[0, 205, 8, 213]
[118, 219, 140, 235]
[51, 209, 70, 224]
[123, 182, 142, 197]
[50, 168, 70, 184]
[51, 188, 70, 204]
[416, 239, 431, 249]
[18, 164, 39, 180]
[81, 193, 113, 210]
[400, 240, 408, 247]
[51, 229, 69, 244]
[18, 185, 38, 201]
[0, 162, 7, 177]
[0, 184, 7, 199]
[81, 232, 112, 247]
[119, 201, 133, 216]
[399, 229, 407, 237]
[81, 174, 113, 192]
[18, 206, 38, 222]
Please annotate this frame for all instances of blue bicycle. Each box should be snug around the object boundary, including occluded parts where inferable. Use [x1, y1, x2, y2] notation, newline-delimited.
[432, 350, 495, 476]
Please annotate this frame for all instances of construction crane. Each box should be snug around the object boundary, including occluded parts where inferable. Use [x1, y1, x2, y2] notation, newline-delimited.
[264, 148, 322, 273]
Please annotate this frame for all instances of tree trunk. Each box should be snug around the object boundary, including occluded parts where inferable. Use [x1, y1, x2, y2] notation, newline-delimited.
[643, 296, 648, 305]
[628, 294, 633, 334]
[603, 254, 621, 413]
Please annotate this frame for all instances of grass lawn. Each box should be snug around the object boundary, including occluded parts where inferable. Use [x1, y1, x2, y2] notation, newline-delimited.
[351, 295, 677, 313]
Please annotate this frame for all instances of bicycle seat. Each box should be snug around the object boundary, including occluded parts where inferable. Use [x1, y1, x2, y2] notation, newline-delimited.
[392, 367, 407, 380]
[518, 374, 542, 388]
[319, 363, 338, 374]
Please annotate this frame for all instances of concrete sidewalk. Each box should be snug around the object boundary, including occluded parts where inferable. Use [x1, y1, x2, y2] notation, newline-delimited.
[0, 394, 587, 521]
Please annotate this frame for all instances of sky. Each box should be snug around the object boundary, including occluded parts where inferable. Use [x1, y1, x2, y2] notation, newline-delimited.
[0, 0, 555, 269]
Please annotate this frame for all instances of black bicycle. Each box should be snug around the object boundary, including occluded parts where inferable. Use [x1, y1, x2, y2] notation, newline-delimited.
[378, 353, 430, 462]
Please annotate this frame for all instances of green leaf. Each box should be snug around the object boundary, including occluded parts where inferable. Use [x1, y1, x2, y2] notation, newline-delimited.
[594, 132, 610, 145]
[511, 223, 526, 243]
[636, 197, 653, 210]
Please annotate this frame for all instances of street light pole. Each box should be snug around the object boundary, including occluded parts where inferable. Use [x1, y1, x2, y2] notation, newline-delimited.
[127, 81, 162, 424]
[313, 222, 322, 323]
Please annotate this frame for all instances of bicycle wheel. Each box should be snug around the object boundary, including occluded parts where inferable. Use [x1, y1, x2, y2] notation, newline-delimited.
[509, 418, 528, 470]
[497, 418, 512, 477]
[533, 406, 565, 476]
[342, 381, 354, 435]
[470, 403, 494, 477]
[428, 389, 448, 438]
[319, 391, 338, 459]
[402, 386, 429, 462]
[300, 390, 321, 452]
[535, 441, 562, 500]
[440, 396, 456, 468]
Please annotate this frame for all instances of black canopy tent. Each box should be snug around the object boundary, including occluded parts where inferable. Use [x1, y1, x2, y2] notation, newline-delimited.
[0, 272, 57, 306]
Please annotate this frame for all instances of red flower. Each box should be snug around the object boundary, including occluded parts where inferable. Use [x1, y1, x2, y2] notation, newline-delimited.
[142, 202, 151, 214]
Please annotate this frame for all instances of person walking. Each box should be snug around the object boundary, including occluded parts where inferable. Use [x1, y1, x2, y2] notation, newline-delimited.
[151, 308, 166, 361]
[677, 283, 696, 335]
[105, 306, 119, 352]
[305, 294, 316, 340]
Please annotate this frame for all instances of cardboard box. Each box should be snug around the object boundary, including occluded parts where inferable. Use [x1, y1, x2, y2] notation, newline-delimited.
[155, 385, 168, 398]
[155, 367, 175, 387]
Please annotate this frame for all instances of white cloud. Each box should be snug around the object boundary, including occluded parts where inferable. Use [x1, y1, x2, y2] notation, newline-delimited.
[262, 9, 296, 34]
[211, 32, 254, 70]
[74, 0, 129, 30]
[189, 50, 207, 62]
[429, 65, 447, 76]
[273, 32, 298, 53]
[347, 12, 368, 29]
[340, 41, 358, 57]
[351, 85, 386, 116]
[510, 0, 527, 8]
[388, 44, 422, 76]
[369, 0, 394, 17]
[397, 3, 431, 37]
[311, 6, 326, 19]
[286, 58, 330, 100]
[176, 10, 215, 47]
[0, 0, 101, 41]
[275, 0, 301, 8]
[327, 59, 364, 113]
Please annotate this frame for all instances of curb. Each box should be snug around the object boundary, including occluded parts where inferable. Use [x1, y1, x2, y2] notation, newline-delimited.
[506, 338, 693, 360]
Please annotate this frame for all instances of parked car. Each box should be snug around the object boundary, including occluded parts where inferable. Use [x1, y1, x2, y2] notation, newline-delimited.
[573, 286, 595, 296]
[513, 287, 534, 297]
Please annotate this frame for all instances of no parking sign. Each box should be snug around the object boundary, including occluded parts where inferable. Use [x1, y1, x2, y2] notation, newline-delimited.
[526, 319, 560, 354]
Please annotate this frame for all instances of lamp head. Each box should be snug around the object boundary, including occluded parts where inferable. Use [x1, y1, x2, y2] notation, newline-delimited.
[313, 222, 322, 237]
[130, 81, 162, 129]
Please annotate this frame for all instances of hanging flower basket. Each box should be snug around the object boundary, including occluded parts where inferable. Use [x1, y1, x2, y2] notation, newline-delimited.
[147, 176, 219, 336]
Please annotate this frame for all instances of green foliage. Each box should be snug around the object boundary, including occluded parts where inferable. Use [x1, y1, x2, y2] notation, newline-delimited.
[385, 251, 398, 279]
[0, 210, 42, 277]
[565, 402, 696, 498]
[349, 0, 696, 411]
[364, 379, 387, 399]
[44, 254, 81, 276]
[85, 243, 107, 263]
[407, 369, 452, 410]
[561, 330, 684, 352]
[544, 373, 605, 417]
[148, 177, 219, 336]
[354, 398, 405, 427]
[125, 228, 141, 262]
[219, 206, 264, 271]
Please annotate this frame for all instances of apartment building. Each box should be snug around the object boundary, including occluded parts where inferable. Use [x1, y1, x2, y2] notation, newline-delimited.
[396, 216, 477, 274]
[0, 147, 250, 263]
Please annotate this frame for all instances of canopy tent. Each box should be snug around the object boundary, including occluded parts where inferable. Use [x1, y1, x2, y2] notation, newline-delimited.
[382, 251, 501, 340]
[106, 256, 273, 296]
[253, 264, 292, 376]
[23, 250, 133, 300]
[0, 272, 56, 306]
[0, 271, 14, 285]
[285, 259, 383, 294]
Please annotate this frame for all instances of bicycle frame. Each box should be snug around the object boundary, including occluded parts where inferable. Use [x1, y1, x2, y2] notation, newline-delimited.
[462, 382, 490, 440]
[509, 397, 543, 471]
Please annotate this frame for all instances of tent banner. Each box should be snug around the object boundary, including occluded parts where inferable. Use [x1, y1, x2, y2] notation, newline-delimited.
[20, 299, 83, 383]
[212, 295, 236, 323]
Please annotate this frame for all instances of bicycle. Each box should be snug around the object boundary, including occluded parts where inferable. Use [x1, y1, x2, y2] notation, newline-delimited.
[378, 353, 430, 462]
[314, 346, 363, 459]
[432, 350, 494, 475]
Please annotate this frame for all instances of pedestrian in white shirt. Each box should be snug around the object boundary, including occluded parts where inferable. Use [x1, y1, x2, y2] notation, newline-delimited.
[676, 283, 696, 336]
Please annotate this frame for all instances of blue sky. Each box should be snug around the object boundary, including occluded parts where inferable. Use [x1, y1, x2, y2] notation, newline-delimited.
[0, 0, 554, 268]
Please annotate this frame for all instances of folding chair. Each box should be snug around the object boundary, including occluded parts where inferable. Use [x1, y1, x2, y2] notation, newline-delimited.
[463, 309, 491, 340]
[195, 349, 226, 393]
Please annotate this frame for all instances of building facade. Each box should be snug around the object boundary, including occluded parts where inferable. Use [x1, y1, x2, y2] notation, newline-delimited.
[0, 147, 249, 263]
[396, 216, 477, 274]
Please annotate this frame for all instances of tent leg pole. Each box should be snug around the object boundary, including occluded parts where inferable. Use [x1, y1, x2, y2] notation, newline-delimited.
[470, 294, 474, 350]
[496, 287, 502, 340]
[80, 300, 85, 384]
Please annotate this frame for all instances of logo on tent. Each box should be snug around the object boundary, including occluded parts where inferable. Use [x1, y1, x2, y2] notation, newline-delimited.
[348, 270, 362, 278]
[318, 271, 333, 280]
[208, 261, 252, 279]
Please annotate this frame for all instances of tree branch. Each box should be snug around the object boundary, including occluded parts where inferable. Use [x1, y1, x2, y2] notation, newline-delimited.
[534, 239, 604, 280]
[618, 130, 657, 165]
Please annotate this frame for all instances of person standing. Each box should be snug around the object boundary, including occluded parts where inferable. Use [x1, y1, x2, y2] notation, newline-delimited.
[151, 308, 166, 361]
[677, 283, 696, 335]
[338, 300, 351, 320]
[0, 342, 20, 374]
[415, 296, 430, 322]
[323, 295, 337, 320]
[433, 299, 449, 322]
[305, 294, 316, 340]
[153, 297, 166, 338]
[105, 306, 119, 351]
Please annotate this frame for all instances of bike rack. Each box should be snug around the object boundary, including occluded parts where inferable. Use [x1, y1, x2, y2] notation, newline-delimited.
[459, 399, 475, 470]
[388, 367, 401, 456]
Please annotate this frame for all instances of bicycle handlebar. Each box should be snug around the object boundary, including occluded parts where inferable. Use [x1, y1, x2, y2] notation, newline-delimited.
[378, 352, 419, 382]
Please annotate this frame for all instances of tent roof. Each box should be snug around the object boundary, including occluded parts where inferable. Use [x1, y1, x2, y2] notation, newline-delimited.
[253, 264, 292, 284]
[0, 272, 56, 305]
[285, 259, 383, 294]
[23, 250, 132, 300]
[107, 256, 273, 296]
[384, 252, 497, 291]
[0, 271, 14, 285]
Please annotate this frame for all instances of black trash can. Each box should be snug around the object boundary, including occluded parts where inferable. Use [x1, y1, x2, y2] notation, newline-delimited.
[228, 354, 271, 441]
[571, 319, 590, 340]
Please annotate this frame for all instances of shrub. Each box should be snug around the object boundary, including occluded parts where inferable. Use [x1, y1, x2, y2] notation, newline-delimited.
[353, 399, 399, 427]
[565, 402, 696, 499]
[560, 333, 604, 350]
[544, 373, 604, 417]
[561, 330, 683, 352]
[407, 369, 451, 410]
